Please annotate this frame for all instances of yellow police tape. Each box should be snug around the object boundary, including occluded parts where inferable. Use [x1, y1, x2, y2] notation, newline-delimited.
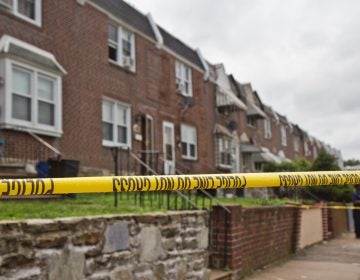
[0, 170, 359, 196]
[285, 204, 360, 210]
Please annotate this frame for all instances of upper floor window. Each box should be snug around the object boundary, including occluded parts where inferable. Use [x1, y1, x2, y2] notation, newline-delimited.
[181, 124, 197, 160]
[247, 116, 257, 128]
[108, 22, 136, 72]
[313, 146, 318, 158]
[280, 125, 287, 146]
[294, 136, 300, 152]
[175, 61, 192, 97]
[264, 118, 272, 139]
[304, 142, 311, 156]
[102, 99, 131, 148]
[0, 0, 42, 26]
[217, 136, 232, 167]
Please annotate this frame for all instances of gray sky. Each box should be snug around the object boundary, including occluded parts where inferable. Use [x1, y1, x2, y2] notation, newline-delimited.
[126, 0, 360, 161]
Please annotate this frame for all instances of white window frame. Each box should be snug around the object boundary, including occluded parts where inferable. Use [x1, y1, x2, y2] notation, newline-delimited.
[102, 97, 131, 148]
[264, 118, 272, 139]
[294, 136, 300, 152]
[175, 60, 192, 97]
[1, 0, 42, 26]
[108, 22, 136, 72]
[217, 136, 232, 168]
[280, 125, 287, 146]
[247, 115, 257, 128]
[1, 58, 62, 137]
[304, 141, 311, 156]
[180, 124, 197, 160]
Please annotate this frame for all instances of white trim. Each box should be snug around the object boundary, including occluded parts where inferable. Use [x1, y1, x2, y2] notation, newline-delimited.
[101, 97, 132, 149]
[147, 13, 163, 48]
[10, 0, 42, 27]
[180, 123, 197, 160]
[108, 22, 136, 72]
[163, 121, 176, 174]
[176, 60, 193, 97]
[1, 58, 63, 137]
[0, 35, 67, 75]
[196, 48, 209, 81]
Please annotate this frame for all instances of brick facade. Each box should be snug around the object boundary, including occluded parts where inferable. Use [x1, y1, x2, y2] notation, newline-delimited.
[0, 0, 341, 177]
[211, 205, 297, 278]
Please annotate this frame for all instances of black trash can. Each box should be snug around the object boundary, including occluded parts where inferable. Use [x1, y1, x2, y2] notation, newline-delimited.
[48, 159, 80, 199]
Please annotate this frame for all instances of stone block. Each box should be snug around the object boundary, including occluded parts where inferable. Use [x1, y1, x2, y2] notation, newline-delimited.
[35, 233, 68, 249]
[139, 226, 164, 262]
[48, 248, 85, 280]
[72, 232, 101, 246]
[197, 227, 209, 249]
[111, 266, 133, 280]
[103, 222, 129, 253]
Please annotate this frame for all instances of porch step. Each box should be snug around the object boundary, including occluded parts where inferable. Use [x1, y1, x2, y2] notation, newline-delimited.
[0, 162, 36, 178]
[210, 269, 232, 280]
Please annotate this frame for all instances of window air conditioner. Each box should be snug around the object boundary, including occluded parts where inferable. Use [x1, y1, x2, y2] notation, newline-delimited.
[122, 56, 134, 68]
[176, 82, 185, 94]
[0, 0, 12, 9]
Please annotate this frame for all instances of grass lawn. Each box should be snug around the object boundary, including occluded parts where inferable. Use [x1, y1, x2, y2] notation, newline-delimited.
[0, 192, 289, 221]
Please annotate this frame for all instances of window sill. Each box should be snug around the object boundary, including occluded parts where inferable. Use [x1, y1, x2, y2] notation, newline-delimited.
[181, 156, 197, 161]
[0, 123, 62, 138]
[216, 164, 232, 170]
[0, 9, 42, 30]
[247, 125, 257, 129]
[108, 60, 136, 74]
[102, 141, 130, 149]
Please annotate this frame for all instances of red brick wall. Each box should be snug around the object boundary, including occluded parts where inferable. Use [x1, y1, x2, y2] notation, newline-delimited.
[0, 1, 214, 174]
[211, 205, 297, 277]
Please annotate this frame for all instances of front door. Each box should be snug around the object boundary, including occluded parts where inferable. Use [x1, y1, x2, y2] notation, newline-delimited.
[163, 121, 175, 174]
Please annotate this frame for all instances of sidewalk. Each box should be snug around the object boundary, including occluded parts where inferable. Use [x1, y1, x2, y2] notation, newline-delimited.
[245, 234, 360, 280]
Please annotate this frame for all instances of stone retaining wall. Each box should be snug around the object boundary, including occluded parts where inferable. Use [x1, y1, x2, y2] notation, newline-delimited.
[0, 211, 210, 280]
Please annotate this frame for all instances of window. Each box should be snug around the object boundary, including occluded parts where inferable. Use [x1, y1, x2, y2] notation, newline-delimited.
[264, 118, 272, 139]
[175, 61, 192, 96]
[108, 22, 136, 71]
[180, 124, 197, 159]
[0, 0, 42, 26]
[1, 61, 61, 136]
[313, 146, 318, 158]
[247, 116, 257, 128]
[304, 142, 311, 156]
[294, 136, 300, 152]
[217, 137, 232, 167]
[102, 99, 131, 147]
[280, 125, 287, 146]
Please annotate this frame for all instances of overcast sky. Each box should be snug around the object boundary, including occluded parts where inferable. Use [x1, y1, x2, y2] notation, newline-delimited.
[126, 0, 360, 161]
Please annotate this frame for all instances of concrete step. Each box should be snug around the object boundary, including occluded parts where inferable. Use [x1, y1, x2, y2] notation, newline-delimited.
[210, 269, 232, 280]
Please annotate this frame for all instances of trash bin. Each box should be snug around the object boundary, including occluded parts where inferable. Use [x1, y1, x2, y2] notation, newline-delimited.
[48, 159, 80, 178]
[48, 159, 80, 199]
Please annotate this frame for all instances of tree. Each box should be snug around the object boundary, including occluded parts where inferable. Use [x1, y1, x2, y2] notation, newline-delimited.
[308, 149, 352, 202]
[344, 159, 360, 166]
[311, 148, 339, 171]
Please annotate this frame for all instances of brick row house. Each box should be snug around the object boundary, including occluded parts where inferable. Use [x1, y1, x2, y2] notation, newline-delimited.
[0, 0, 343, 181]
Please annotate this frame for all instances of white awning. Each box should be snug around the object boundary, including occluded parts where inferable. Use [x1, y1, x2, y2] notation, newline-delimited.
[216, 88, 247, 111]
[247, 103, 266, 118]
[253, 147, 281, 163]
[214, 124, 233, 137]
[0, 35, 66, 74]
